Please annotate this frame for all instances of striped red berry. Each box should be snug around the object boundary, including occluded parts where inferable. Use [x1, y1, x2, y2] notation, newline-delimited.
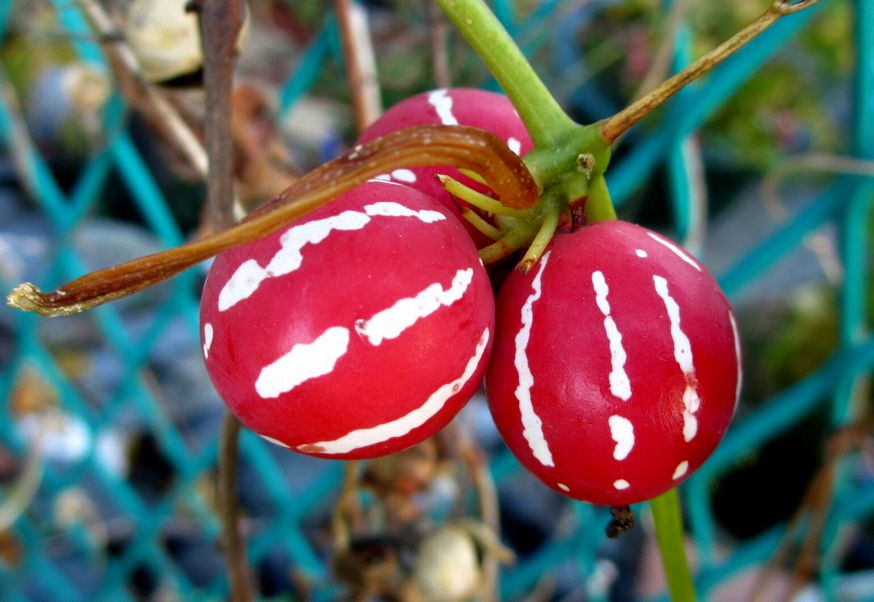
[200, 180, 495, 459]
[486, 221, 741, 505]
[357, 88, 533, 243]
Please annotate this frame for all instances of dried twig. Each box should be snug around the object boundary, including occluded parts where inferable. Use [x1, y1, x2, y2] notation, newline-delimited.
[331, 460, 362, 552]
[189, 0, 252, 599]
[761, 153, 874, 221]
[218, 413, 251, 602]
[195, 0, 247, 228]
[599, 0, 822, 143]
[457, 433, 504, 602]
[631, 0, 695, 102]
[427, 0, 452, 88]
[334, 0, 382, 132]
[76, 0, 209, 178]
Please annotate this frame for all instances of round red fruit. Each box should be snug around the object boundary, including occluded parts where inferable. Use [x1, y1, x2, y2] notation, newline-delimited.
[200, 180, 495, 459]
[356, 88, 533, 243]
[486, 221, 741, 506]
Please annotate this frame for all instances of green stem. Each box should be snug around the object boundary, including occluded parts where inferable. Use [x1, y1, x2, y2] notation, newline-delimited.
[650, 488, 697, 602]
[584, 176, 617, 223]
[436, 0, 574, 147]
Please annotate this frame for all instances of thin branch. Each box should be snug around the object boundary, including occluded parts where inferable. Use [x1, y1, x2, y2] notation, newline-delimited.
[631, 0, 695, 103]
[599, 0, 821, 143]
[334, 0, 382, 132]
[331, 460, 362, 552]
[427, 0, 452, 88]
[219, 412, 251, 602]
[195, 0, 247, 228]
[76, 0, 209, 178]
[190, 0, 252, 599]
[458, 435, 502, 601]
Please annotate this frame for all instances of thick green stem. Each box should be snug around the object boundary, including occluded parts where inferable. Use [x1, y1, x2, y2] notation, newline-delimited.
[436, 0, 574, 147]
[650, 489, 697, 602]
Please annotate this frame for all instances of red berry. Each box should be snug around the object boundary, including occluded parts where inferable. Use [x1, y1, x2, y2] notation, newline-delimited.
[356, 88, 533, 243]
[485, 221, 741, 505]
[200, 180, 495, 459]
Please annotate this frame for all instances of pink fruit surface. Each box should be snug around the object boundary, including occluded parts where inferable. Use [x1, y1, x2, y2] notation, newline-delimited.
[356, 88, 533, 243]
[486, 221, 742, 505]
[200, 180, 495, 459]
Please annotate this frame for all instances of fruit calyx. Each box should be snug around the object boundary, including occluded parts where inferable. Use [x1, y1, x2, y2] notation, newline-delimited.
[445, 121, 615, 270]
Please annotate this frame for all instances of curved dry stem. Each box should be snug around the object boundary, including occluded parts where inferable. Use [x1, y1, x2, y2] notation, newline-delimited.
[7, 125, 538, 316]
[599, 0, 821, 143]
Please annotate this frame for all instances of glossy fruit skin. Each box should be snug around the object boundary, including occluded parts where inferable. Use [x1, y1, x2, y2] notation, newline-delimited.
[486, 221, 742, 506]
[356, 88, 533, 244]
[200, 180, 495, 459]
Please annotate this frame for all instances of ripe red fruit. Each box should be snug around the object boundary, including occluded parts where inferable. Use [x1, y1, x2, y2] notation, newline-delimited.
[200, 180, 495, 459]
[356, 88, 533, 242]
[485, 221, 741, 506]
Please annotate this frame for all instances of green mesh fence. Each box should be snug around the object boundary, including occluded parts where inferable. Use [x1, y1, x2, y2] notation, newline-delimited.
[0, 0, 871, 600]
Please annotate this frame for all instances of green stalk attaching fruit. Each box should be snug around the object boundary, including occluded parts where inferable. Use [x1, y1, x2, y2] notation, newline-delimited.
[651, 489, 697, 602]
[435, 0, 575, 147]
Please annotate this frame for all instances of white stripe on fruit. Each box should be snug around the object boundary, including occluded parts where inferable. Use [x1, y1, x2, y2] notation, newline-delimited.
[255, 326, 350, 399]
[647, 232, 701, 271]
[202, 323, 213, 359]
[608, 415, 635, 461]
[356, 268, 474, 346]
[428, 89, 459, 125]
[219, 203, 445, 311]
[297, 328, 490, 454]
[592, 270, 632, 401]
[515, 252, 554, 467]
[653, 275, 700, 442]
